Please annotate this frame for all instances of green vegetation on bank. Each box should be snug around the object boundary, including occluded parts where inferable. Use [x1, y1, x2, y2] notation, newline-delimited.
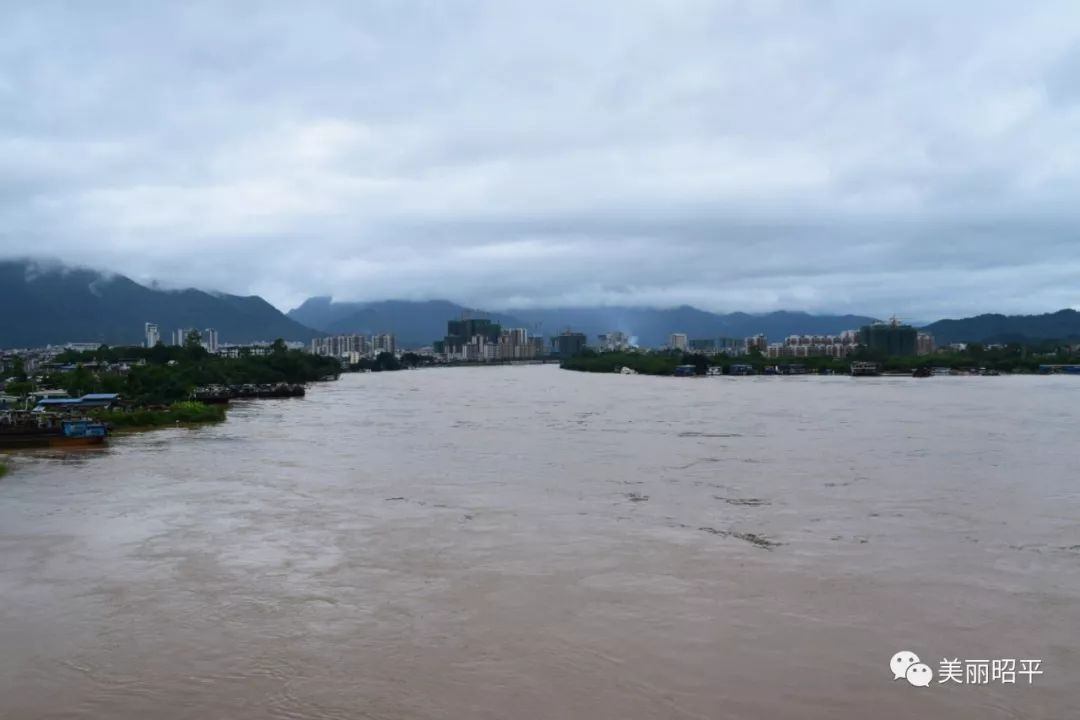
[562, 341, 1080, 376]
[91, 401, 226, 429]
[0, 463, 8, 479]
[30, 339, 341, 406]
[347, 351, 434, 373]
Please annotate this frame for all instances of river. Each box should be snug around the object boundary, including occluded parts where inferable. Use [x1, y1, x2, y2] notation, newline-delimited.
[1, 366, 1076, 719]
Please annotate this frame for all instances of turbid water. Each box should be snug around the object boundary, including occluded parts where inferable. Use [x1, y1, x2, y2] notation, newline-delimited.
[1, 366, 1077, 719]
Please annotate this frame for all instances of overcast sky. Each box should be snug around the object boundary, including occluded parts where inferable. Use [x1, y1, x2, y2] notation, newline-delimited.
[3, 1, 1080, 319]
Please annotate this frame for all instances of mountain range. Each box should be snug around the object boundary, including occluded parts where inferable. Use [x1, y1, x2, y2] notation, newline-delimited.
[921, 310, 1080, 345]
[287, 297, 521, 347]
[0, 259, 318, 348]
[4, 258, 1080, 349]
[286, 297, 880, 347]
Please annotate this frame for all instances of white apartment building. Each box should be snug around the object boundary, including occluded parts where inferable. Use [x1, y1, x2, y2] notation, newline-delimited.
[598, 331, 630, 351]
[311, 334, 384, 358]
[744, 334, 768, 353]
[765, 330, 860, 358]
[202, 328, 219, 354]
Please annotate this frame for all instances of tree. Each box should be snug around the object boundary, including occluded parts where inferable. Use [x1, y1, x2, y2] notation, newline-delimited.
[374, 352, 401, 371]
[682, 352, 710, 375]
[62, 367, 98, 397]
[4, 380, 34, 398]
[180, 330, 208, 362]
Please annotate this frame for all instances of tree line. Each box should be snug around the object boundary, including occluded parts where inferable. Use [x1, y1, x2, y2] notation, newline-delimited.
[6, 340, 342, 406]
[562, 341, 1080, 376]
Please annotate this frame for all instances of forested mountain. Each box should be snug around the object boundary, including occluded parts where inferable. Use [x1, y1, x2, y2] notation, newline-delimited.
[0, 260, 319, 347]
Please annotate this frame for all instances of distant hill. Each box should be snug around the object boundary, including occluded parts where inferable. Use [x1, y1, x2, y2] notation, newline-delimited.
[0, 259, 320, 348]
[505, 306, 879, 347]
[16, 261, 1076, 350]
[921, 309, 1080, 345]
[287, 298, 521, 346]
[289, 297, 877, 347]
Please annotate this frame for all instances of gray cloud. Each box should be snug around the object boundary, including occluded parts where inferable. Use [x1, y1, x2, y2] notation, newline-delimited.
[2, 1, 1080, 319]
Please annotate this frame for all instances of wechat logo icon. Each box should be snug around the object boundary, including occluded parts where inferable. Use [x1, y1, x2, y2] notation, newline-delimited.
[891, 651, 933, 687]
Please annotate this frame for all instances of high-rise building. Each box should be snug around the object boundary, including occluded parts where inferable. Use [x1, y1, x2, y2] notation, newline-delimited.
[435, 318, 546, 362]
[372, 334, 397, 355]
[689, 338, 716, 353]
[860, 319, 918, 356]
[497, 328, 535, 359]
[173, 328, 201, 346]
[144, 322, 160, 348]
[202, 328, 219, 354]
[744, 334, 768, 353]
[446, 319, 501, 343]
[916, 332, 935, 356]
[554, 331, 587, 359]
[669, 333, 688, 351]
[442, 318, 500, 359]
[717, 337, 742, 354]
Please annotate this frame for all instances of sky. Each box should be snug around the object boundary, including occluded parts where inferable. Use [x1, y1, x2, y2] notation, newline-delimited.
[2, 1, 1080, 320]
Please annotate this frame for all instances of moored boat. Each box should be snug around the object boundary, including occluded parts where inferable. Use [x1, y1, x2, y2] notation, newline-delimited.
[850, 361, 881, 377]
[0, 413, 109, 448]
[192, 383, 306, 401]
[191, 385, 231, 404]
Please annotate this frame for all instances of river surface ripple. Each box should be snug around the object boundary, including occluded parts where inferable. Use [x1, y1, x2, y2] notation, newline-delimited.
[1, 366, 1077, 719]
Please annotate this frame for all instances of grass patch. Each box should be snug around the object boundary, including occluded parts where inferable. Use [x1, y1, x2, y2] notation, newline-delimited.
[0, 463, 8, 479]
[95, 401, 226, 429]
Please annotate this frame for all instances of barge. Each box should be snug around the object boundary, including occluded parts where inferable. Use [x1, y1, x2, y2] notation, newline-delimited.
[0, 413, 109, 448]
[191, 383, 306, 402]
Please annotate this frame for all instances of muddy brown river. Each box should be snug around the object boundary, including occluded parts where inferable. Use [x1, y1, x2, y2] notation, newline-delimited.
[1, 366, 1077, 719]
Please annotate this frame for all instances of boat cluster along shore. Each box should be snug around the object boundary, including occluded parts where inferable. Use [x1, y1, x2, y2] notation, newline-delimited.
[0, 342, 345, 451]
[612, 361, 1005, 378]
[0, 384, 311, 450]
[191, 383, 306, 403]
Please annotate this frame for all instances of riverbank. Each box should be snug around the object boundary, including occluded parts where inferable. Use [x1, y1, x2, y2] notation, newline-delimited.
[560, 349, 1055, 376]
[40, 342, 342, 406]
[0, 463, 7, 478]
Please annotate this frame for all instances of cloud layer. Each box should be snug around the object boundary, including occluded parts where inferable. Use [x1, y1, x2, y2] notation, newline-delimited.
[3, 1, 1080, 319]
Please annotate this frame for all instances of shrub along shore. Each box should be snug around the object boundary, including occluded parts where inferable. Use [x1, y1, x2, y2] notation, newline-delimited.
[561, 342, 1079, 376]
[92, 401, 227, 429]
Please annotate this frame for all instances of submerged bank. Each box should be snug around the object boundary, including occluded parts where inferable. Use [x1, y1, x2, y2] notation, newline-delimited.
[93, 401, 226, 430]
